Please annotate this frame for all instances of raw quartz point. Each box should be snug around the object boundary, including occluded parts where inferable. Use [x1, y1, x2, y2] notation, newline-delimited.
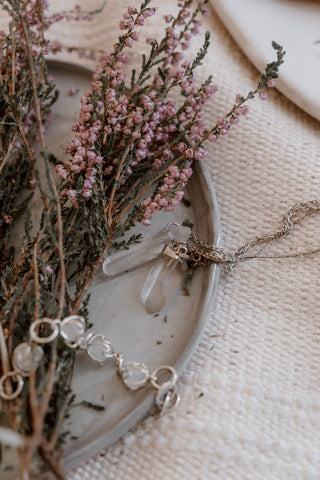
[103, 224, 191, 277]
[141, 245, 187, 314]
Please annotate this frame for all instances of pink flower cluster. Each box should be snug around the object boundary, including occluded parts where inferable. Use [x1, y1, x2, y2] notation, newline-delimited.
[119, 5, 157, 36]
[117, 5, 158, 48]
[56, 4, 161, 202]
[55, 1, 220, 220]
[206, 95, 250, 143]
[57, 91, 104, 205]
[8, 1, 91, 59]
[206, 79, 276, 144]
[56, 0, 276, 226]
[1, 0, 95, 161]
[160, 1, 210, 65]
[43, 4, 93, 29]
[142, 163, 193, 226]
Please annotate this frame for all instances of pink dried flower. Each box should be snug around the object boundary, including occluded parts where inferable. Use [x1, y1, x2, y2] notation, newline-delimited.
[239, 105, 249, 115]
[3, 215, 12, 224]
[208, 134, 218, 143]
[125, 36, 133, 48]
[131, 31, 140, 41]
[45, 265, 53, 275]
[259, 92, 268, 100]
[55, 164, 68, 179]
[136, 15, 144, 26]
[201, 7, 211, 18]
[68, 86, 78, 96]
[164, 14, 173, 23]
[57, 0, 283, 226]
[67, 189, 77, 199]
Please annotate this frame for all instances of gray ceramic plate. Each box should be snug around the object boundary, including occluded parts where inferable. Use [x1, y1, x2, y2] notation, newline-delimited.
[27, 61, 221, 471]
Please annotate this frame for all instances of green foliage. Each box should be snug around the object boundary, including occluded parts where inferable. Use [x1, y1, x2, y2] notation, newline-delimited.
[258, 41, 286, 89]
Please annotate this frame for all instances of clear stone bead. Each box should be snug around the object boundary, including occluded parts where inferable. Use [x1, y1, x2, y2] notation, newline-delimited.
[121, 361, 149, 390]
[86, 334, 115, 364]
[60, 315, 86, 348]
[12, 343, 43, 376]
[103, 224, 191, 277]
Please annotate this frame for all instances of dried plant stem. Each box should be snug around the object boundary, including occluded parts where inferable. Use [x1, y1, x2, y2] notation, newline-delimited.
[7, 11, 68, 478]
[19, 12, 66, 318]
[10, 44, 15, 94]
[0, 133, 18, 173]
[16, 352, 59, 477]
[18, 455, 31, 480]
[7, 264, 34, 354]
[18, 125, 35, 167]
[19, 15, 45, 150]
[107, 146, 131, 224]
[39, 448, 67, 480]
[7, 299, 19, 355]
[0, 321, 10, 374]
[56, 201, 66, 319]
[33, 245, 40, 320]
[115, 167, 168, 224]
[40, 351, 57, 418]
[28, 371, 41, 440]
[71, 235, 113, 313]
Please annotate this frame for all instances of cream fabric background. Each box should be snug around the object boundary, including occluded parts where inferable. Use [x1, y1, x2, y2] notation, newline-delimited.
[3, 1, 320, 478]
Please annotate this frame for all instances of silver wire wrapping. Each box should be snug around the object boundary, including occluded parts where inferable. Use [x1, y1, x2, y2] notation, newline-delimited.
[0, 315, 179, 416]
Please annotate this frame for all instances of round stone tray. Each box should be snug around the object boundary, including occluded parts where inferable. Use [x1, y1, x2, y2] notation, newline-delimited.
[43, 61, 221, 470]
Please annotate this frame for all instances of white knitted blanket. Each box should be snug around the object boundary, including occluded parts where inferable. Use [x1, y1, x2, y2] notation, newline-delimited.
[2, 1, 320, 479]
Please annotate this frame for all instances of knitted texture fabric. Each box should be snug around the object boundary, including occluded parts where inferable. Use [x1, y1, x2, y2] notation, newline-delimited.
[2, 2, 320, 479]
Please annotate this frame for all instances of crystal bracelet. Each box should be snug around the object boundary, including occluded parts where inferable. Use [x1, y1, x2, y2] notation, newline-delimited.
[0, 315, 180, 415]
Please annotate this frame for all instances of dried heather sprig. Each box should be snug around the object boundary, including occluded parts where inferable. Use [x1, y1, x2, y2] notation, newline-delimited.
[56, 0, 284, 231]
[0, 2, 284, 478]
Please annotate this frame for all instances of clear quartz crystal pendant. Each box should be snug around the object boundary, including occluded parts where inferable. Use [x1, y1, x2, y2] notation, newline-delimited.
[103, 223, 191, 277]
[141, 245, 187, 314]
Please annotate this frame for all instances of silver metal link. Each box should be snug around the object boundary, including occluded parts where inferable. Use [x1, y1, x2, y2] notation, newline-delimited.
[29, 318, 60, 344]
[0, 371, 24, 400]
[3, 318, 180, 414]
[155, 385, 180, 416]
[150, 365, 178, 391]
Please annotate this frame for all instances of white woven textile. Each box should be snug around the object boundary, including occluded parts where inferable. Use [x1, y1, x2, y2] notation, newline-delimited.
[3, 1, 320, 478]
